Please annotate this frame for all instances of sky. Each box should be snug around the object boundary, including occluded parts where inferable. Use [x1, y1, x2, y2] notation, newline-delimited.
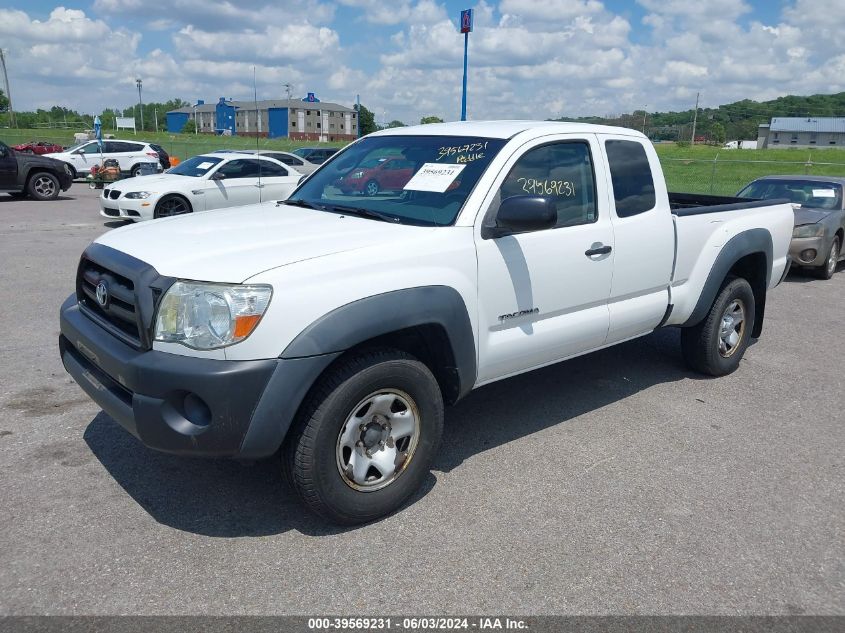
[1, 0, 844, 124]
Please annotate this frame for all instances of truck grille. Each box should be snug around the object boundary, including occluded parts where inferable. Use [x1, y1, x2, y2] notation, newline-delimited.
[77, 258, 142, 347]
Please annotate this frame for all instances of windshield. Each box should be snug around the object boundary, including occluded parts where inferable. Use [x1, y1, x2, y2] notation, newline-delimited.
[292, 148, 310, 158]
[738, 179, 842, 210]
[167, 155, 223, 177]
[288, 135, 507, 225]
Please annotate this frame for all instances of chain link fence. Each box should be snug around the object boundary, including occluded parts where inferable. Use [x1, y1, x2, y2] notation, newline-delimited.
[662, 156, 845, 196]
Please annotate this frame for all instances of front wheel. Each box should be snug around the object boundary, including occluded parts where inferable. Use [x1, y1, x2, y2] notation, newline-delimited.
[816, 237, 840, 280]
[681, 277, 756, 377]
[153, 195, 192, 219]
[364, 179, 380, 197]
[283, 348, 444, 525]
[27, 172, 60, 201]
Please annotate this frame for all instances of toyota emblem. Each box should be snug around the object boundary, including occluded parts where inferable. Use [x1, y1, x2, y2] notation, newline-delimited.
[95, 280, 110, 308]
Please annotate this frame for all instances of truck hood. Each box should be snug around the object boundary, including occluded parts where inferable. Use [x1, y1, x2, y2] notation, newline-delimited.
[94, 201, 432, 283]
[16, 151, 71, 171]
[793, 207, 832, 226]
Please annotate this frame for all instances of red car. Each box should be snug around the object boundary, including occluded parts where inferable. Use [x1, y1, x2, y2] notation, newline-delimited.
[338, 156, 416, 196]
[12, 141, 65, 155]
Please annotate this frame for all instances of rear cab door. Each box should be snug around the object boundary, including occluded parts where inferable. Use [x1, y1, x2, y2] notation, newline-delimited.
[597, 134, 675, 344]
[474, 133, 616, 384]
[254, 159, 300, 201]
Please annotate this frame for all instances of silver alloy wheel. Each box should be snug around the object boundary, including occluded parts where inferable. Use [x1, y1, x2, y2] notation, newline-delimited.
[336, 389, 420, 492]
[157, 197, 190, 217]
[718, 298, 746, 358]
[827, 240, 839, 277]
[33, 176, 56, 198]
[365, 180, 379, 196]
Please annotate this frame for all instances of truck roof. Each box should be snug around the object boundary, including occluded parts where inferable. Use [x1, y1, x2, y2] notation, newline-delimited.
[370, 120, 649, 140]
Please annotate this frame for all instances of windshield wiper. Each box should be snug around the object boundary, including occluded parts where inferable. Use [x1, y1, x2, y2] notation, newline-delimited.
[280, 198, 326, 210]
[328, 205, 402, 224]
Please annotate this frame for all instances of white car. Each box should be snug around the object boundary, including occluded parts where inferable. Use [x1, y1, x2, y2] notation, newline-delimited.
[45, 139, 161, 178]
[99, 152, 301, 221]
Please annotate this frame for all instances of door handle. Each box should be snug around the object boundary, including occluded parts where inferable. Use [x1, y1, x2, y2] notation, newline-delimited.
[585, 244, 612, 257]
[255, 184, 265, 188]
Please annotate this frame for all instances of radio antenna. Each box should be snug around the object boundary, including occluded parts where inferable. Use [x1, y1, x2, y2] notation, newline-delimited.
[253, 66, 263, 202]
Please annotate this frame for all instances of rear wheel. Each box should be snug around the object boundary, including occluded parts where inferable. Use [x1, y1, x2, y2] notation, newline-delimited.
[27, 172, 60, 201]
[153, 195, 192, 219]
[816, 237, 840, 280]
[681, 277, 755, 377]
[130, 164, 144, 178]
[283, 348, 444, 525]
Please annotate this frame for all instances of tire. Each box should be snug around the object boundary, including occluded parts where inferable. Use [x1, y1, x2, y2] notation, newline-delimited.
[283, 348, 444, 525]
[26, 172, 60, 201]
[815, 237, 840, 280]
[153, 195, 192, 219]
[130, 164, 144, 178]
[364, 179, 380, 197]
[681, 276, 756, 377]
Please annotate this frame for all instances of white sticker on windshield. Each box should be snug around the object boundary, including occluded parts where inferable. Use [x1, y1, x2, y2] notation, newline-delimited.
[812, 188, 835, 198]
[197, 161, 214, 170]
[403, 163, 466, 193]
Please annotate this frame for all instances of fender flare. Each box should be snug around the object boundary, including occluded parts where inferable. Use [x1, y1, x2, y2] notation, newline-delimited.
[281, 285, 477, 397]
[238, 286, 477, 459]
[682, 228, 773, 333]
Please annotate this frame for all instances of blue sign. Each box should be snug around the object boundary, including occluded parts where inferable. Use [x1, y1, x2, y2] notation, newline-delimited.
[460, 9, 473, 33]
[302, 92, 320, 103]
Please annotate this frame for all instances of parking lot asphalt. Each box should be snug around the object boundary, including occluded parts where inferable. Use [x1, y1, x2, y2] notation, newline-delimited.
[0, 187, 843, 616]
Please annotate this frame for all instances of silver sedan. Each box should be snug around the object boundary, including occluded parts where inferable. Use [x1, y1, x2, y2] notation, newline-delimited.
[738, 175, 845, 279]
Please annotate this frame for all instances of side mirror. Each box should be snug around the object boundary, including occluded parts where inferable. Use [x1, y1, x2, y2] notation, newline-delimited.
[211, 172, 226, 180]
[484, 195, 557, 238]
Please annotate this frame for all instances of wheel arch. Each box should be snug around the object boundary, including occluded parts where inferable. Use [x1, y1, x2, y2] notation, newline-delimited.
[682, 228, 773, 338]
[281, 286, 476, 403]
[154, 192, 193, 217]
[238, 286, 476, 459]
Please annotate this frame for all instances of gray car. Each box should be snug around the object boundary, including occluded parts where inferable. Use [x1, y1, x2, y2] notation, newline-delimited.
[738, 175, 845, 279]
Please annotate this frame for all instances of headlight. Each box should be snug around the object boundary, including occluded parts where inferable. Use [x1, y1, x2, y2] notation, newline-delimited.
[154, 282, 272, 350]
[793, 224, 824, 238]
[124, 191, 152, 199]
[350, 170, 364, 179]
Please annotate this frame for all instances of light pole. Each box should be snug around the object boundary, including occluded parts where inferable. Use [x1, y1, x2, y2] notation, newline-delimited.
[136, 78, 144, 131]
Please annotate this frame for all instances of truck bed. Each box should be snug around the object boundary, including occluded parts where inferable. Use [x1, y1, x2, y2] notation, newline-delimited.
[669, 192, 790, 216]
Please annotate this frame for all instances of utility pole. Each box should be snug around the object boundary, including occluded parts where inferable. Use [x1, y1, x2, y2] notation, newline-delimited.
[0, 49, 16, 128]
[136, 78, 144, 131]
[642, 106, 647, 134]
[690, 92, 700, 144]
[283, 83, 293, 103]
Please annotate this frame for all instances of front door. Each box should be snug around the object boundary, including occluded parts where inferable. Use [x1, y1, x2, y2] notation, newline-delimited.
[70, 142, 102, 173]
[0, 143, 17, 189]
[474, 134, 615, 384]
[202, 158, 262, 210]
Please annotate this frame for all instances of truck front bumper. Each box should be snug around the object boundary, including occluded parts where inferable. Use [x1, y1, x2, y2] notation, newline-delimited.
[60, 295, 338, 459]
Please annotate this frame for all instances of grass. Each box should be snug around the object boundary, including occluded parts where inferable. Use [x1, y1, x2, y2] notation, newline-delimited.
[4, 128, 845, 196]
[0, 128, 347, 162]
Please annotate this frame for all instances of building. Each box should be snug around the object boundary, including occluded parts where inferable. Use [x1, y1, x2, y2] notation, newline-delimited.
[165, 93, 358, 141]
[757, 117, 845, 149]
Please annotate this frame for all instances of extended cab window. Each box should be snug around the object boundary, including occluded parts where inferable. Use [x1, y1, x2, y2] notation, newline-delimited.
[605, 140, 656, 218]
[499, 141, 597, 228]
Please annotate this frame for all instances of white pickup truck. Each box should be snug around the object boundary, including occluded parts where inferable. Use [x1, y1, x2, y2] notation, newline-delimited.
[60, 121, 793, 524]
